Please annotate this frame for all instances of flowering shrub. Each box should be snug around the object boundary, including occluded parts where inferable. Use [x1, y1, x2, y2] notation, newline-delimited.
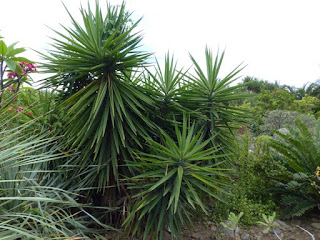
[7, 62, 37, 79]
[0, 37, 35, 106]
[6, 62, 37, 92]
[310, 166, 320, 194]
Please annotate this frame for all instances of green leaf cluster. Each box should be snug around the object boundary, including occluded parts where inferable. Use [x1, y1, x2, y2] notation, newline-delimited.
[0, 117, 111, 239]
[270, 119, 320, 218]
[212, 134, 285, 225]
[123, 116, 231, 239]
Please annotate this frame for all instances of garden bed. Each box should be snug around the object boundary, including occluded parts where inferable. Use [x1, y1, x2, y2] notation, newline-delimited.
[104, 215, 320, 240]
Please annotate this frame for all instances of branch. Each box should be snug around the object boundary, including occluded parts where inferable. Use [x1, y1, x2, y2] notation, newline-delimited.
[15, 74, 26, 93]
[296, 225, 315, 240]
[274, 231, 282, 240]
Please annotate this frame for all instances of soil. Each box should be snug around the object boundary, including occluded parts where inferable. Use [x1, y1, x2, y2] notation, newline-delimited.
[104, 215, 320, 240]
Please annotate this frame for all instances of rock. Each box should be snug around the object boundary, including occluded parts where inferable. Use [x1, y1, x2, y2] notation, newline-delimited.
[240, 232, 250, 240]
[291, 219, 302, 226]
[253, 234, 261, 240]
[311, 222, 320, 230]
[278, 128, 289, 135]
[220, 221, 239, 238]
[315, 232, 320, 239]
[269, 228, 282, 235]
[261, 229, 269, 234]
[208, 221, 217, 231]
[162, 231, 172, 240]
[275, 220, 291, 230]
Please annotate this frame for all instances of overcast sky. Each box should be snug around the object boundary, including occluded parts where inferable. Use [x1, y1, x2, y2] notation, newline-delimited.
[1, 0, 320, 87]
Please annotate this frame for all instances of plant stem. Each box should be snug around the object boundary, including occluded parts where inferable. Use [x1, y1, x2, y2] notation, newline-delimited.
[274, 231, 282, 240]
[15, 75, 24, 93]
[296, 225, 315, 240]
[0, 61, 3, 104]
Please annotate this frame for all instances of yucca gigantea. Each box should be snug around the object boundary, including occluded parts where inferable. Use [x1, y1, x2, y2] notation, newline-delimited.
[40, 2, 154, 191]
[124, 115, 231, 239]
[183, 48, 251, 151]
[141, 53, 193, 136]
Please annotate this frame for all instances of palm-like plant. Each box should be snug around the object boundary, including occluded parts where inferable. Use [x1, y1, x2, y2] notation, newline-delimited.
[124, 116, 231, 239]
[40, 2, 154, 190]
[282, 81, 320, 100]
[270, 120, 320, 218]
[141, 53, 192, 135]
[184, 48, 251, 150]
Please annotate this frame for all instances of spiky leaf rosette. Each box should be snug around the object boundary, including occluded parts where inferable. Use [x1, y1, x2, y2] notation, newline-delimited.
[183, 48, 252, 151]
[124, 116, 231, 239]
[40, 2, 154, 189]
[140, 53, 194, 137]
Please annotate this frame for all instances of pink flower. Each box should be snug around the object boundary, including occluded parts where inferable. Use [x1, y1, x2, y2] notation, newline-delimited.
[8, 85, 14, 92]
[19, 62, 37, 73]
[27, 112, 33, 115]
[7, 72, 17, 79]
[17, 106, 23, 111]
[8, 107, 13, 111]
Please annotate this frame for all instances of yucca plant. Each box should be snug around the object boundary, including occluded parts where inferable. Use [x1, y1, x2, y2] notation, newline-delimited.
[40, 2, 154, 192]
[270, 119, 320, 218]
[124, 115, 231, 239]
[184, 48, 251, 151]
[0, 119, 112, 239]
[144, 53, 189, 118]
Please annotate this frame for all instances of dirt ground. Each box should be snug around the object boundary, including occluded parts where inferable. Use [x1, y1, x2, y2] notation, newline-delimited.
[103, 211, 320, 240]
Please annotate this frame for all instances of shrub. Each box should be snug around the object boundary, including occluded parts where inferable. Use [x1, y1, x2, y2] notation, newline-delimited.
[0, 119, 111, 239]
[212, 134, 287, 225]
[270, 119, 320, 218]
[260, 110, 317, 136]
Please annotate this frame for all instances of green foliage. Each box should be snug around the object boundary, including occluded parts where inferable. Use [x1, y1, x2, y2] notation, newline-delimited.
[1, 89, 64, 134]
[283, 81, 320, 100]
[242, 76, 279, 93]
[212, 134, 286, 225]
[124, 116, 231, 239]
[0, 118, 111, 239]
[292, 95, 320, 115]
[270, 120, 320, 218]
[221, 212, 243, 231]
[40, 2, 154, 191]
[257, 89, 295, 112]
[142, 53, 190, 132]
[184, 48, 251, 150]
[260, 110, 317, 136]
[16, 89, 64, 132]
[257, 212, 278, 231]
[0, 38, 33, 105]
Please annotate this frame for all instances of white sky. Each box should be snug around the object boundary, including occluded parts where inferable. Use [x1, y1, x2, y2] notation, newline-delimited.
[1, 0, 320, 87]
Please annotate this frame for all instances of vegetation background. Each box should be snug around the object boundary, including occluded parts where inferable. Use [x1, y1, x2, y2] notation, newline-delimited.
[0, 2, 320, 239]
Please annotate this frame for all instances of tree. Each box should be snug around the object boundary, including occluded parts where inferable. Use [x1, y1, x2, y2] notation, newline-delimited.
[242, 76, 279, 93]
[40, 2, 154, 193]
